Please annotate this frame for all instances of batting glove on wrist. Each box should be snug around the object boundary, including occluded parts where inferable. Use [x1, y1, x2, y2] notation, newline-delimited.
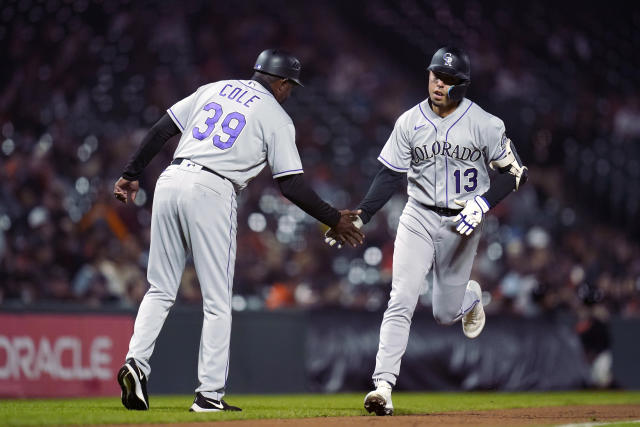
[453, 196, 490, 236]
[324, 216, 363, 249]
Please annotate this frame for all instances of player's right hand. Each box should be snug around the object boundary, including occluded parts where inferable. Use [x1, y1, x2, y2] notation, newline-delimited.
[325, 210, 364, 248]
[113, 177, 139, 204]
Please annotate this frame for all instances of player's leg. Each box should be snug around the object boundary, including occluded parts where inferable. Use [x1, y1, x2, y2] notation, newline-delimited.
[432, 277, 482, 324]
[373, 217, 435, 384]
[121, 166, 188, 409]
[366, 204, 437, 415]
[430, 218, 484, 336]
[460, 279, 485, 338]
[126, 168, 188, 370]
[182, 171, 239, 408]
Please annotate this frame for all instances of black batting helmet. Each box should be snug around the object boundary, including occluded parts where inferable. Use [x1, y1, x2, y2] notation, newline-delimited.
[427, 46, 470, 101]
[253, 49, 303, 86]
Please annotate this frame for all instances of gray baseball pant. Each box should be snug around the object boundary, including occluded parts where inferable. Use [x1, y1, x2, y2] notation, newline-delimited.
[126, 162, 237, 400]
[373, 198, 481, 387]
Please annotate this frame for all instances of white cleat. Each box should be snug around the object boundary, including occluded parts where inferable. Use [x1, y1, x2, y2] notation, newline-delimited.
[462, 280, 485, 339]
[364, 380, 393, 416]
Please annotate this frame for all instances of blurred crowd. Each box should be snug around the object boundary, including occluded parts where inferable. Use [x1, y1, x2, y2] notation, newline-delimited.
[1, 0, 639, 333]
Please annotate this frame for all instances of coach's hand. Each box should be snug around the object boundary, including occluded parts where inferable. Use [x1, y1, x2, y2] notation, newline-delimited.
[114, 177, 139, 204]
[453, 196, 490, 236]
[325, 210, 364, 248]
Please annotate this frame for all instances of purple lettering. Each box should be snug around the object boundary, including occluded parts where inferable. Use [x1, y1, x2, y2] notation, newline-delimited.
[219, 84, 232, 96]
[235, 90, 248, 104]
[244, 95, 260, 108]
[227, 87, 241, 100]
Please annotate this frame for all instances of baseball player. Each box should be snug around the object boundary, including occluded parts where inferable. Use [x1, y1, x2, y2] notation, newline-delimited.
[113, 49, 364, 412]
[326, 46, 527, 415]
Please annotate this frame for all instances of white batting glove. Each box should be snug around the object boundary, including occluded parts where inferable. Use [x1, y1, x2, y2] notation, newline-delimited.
[453, 196, 490, 236]
[324, 216, 363, 249]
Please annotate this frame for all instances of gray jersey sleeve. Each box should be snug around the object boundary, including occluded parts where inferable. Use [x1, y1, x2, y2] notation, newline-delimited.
[167, 90, 200, 133]
[267, 123, 304, 179]
[378, 112, 411, 173]
[484, 116, 508, 163]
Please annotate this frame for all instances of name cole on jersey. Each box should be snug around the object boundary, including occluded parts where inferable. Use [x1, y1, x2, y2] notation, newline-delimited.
[217, 83, 261, 109]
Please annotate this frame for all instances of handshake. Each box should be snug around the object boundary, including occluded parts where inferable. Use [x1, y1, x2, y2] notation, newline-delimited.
[324, 209, 364, 249]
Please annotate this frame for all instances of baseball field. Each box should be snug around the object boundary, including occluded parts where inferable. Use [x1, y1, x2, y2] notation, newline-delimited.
[3, 391, 640, 427]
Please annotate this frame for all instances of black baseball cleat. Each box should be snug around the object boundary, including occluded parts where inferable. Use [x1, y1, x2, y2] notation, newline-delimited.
[189, 392, 242, 412]
[117, 358, 149, 410]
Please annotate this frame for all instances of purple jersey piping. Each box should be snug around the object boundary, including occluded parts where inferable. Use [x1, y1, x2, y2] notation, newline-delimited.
[445, 101, 474, 141]
[444, 101, 474, 207]
[378, 155, 409, 171]
[445, 157, 449, 206]
[491, 148, 506, 161]
[418, 101, 439, 205]
[418, 102, 438, 134]
[272, 168, 304, 178]
[168, 108, 185, 130]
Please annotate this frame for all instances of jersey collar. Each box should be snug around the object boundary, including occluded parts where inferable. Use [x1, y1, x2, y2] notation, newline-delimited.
[424, 98, 470, 121]
[251, 75, 276, 97]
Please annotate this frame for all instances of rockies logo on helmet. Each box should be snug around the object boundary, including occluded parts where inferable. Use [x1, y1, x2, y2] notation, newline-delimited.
[443, 52, 453, 67]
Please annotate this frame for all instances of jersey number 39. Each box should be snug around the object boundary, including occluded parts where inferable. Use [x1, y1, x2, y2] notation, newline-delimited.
[192, 102, 246, 150]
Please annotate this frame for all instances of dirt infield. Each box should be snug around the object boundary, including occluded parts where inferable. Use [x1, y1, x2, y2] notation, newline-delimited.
[112, 404, 640, 426]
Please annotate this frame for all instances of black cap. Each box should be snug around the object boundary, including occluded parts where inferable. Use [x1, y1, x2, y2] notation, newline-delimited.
[253, 49, 303, 86]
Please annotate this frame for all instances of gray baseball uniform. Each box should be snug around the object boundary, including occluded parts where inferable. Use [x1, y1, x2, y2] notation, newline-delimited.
[126, 79, 303, 400]
[372, 97, 508, 386]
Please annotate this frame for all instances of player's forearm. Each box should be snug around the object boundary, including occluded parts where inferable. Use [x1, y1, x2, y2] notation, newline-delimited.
[483, 139, 528, 208]
[481, 173, 518, 208]
[357, 166, 405, 224]
[276, 174, 341, 227]
[122, 113, 181, 180]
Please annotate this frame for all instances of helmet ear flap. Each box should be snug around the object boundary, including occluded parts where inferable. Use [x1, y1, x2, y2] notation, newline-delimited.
[447, 81, 469, 102]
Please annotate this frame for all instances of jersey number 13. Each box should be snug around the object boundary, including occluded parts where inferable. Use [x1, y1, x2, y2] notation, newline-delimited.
[192, 102, 246, 150]
[453, 168, 478, 193]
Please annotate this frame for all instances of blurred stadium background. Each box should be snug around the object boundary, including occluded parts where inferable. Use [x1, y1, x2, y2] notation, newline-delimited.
[1, 0, 640, 399]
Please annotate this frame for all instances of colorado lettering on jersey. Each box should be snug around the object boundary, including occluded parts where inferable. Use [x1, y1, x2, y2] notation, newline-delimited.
[411, 141, 483, 165]
[219, 84, 260, 108]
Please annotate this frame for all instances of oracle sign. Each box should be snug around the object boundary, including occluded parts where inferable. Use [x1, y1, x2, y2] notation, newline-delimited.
[0, 313, 133, 397]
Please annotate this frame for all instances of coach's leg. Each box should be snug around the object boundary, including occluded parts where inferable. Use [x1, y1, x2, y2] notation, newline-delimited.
[373, 213, 435, 386]
[187, 177, 238, 401]
[127, 170, 188, 378]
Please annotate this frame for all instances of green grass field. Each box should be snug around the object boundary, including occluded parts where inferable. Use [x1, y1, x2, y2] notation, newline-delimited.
[2, 391, 640, 426]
